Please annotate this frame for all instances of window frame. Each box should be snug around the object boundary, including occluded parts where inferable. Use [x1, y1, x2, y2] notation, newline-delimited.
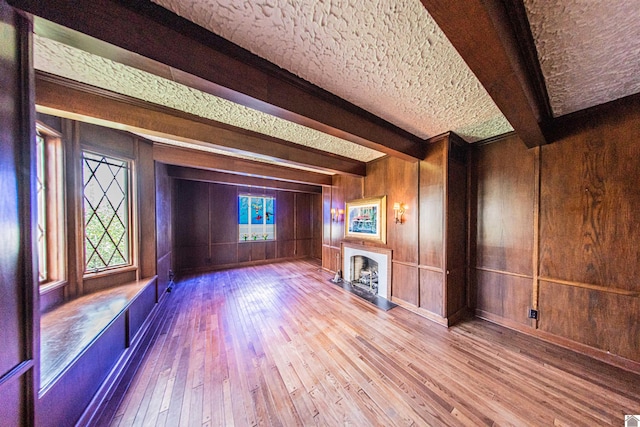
[81, 149, 136, 276]
[238, 194, 276, 242]
[35, 122, 67, 291]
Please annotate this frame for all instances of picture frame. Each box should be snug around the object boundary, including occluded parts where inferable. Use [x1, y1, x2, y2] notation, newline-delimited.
[344, 195, 386, 244]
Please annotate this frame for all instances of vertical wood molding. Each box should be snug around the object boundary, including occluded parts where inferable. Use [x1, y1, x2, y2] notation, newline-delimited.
[441, 140, 449, 317]
[531, 145, 541, 328]
[68, 120, 84, 298]
[19, 10, 38, 426]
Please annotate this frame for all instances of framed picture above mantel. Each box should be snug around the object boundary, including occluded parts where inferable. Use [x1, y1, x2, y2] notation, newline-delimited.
[344, 195, 387, 244]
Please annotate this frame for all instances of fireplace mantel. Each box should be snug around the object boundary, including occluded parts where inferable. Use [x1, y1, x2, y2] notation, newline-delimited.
[342, 242, 392, 300]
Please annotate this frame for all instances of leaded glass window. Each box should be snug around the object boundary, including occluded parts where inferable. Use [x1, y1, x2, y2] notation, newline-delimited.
[238, 195, 275, 241]
[36, 131, 48, 282]
[82, 151, 131, 272]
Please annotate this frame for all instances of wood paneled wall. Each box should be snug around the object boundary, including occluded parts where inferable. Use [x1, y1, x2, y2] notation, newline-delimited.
[366, 156, 420, 306]
[0, 3, 37, 425]
[155, 162, 172, 293]
[326, 134, 467, 326]
[472, 135, 536, 328]
[472, 104, 640, 368]
[322, 174, 363, 273]
[173, 180, 321, 274]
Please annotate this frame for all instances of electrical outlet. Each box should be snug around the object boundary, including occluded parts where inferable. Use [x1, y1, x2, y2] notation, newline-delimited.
[528, 309, 538, 319]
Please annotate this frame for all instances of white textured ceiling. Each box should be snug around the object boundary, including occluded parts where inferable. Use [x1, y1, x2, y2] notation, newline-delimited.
[34, 36, 384, 165]
[151, 0, 514, 142]
[524, 0, 640, 117]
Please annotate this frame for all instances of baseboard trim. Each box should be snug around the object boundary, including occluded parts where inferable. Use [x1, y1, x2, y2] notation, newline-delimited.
[475, 309, 640, 375]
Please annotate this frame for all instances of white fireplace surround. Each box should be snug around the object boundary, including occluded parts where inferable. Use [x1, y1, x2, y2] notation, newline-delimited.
[342, 243, 392, 299]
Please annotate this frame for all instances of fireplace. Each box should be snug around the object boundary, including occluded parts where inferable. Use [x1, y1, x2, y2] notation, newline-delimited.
[342, 243, 392, 299]
[350, 255, 379, 293]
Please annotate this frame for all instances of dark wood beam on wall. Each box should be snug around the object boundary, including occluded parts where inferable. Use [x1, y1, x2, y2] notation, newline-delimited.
[167, 166, 322, 194]
[35, 72, 365, 177]
[154, 144, 332, 187]
[419, 0, 547, 148]
[12, 0, 425, 161]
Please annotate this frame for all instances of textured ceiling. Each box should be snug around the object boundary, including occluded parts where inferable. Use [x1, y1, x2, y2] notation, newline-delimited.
[34, 35, 384, 164]
[524, 0, 640, 117]
[151, 0, 514, 142]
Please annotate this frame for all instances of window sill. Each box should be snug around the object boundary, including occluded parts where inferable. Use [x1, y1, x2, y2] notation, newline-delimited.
[239, 240, 275, 243]
[40, 279, 67, 295]
[82, 264, 137, 280]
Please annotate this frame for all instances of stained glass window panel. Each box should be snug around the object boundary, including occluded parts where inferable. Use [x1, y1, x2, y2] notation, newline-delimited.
[238, 195, 276, 241]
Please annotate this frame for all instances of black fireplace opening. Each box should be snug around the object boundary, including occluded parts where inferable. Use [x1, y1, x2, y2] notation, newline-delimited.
[350, 255, 379, 294]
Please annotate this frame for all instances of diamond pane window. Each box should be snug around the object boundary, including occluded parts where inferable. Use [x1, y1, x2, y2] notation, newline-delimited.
[82, 151, 131, 272]
[239, 195, 275, 241]
[36, 131, 47, 282]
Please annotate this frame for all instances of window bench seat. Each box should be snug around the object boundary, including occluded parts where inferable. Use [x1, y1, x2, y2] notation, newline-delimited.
[39, 276, 162, 427]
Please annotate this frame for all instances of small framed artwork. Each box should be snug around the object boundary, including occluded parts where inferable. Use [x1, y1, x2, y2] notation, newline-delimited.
[344, 195, 386, 244]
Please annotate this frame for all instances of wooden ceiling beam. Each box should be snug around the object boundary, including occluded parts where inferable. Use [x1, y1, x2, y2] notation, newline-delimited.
[12, 0, 425, 160]
[154, 144, 332, 187]
[167, 166, 322, 194]
[35, 72, 364, 177]
[419, 0, 547, 148]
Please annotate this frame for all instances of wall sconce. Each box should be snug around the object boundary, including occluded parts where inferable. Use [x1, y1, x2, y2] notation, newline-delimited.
[330, 207, 344, 222]
[393, 202, 407, 224]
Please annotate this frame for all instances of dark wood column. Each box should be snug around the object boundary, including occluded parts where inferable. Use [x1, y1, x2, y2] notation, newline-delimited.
[0, 1, 37, 425]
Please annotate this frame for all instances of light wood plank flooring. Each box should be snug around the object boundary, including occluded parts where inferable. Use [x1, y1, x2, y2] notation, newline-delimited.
[97, 259, 639, 426]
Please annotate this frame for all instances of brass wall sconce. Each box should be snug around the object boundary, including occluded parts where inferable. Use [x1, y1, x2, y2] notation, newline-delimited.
[330, 207, 344, 222]
[393, 202, 407, 224]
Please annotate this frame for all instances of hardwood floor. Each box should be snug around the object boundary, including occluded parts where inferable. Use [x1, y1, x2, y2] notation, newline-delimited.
[97, 259, 639, 426]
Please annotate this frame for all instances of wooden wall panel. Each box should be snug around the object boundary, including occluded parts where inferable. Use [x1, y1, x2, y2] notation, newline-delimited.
[155, 162, 172, 291]
[79, 121, 135, 159]
[446, 268, 466, 317]
[476, 270, 531, 326]
[330, 174, 363, 247]
[277, 240, 295, 259]
[311, 193, 322, 259]
[0, 4, 35, 424]
[211, 243, 238, 266]
[250, 241, 267, 261]
[540, 114, 640, 290]
[392, 262, 419, 306]
[321, 245, 333, 271]
[173, 179, 209, 248]
[0, 378, 23, 427]
[137, 138, 156, 279]
[237, 243, 251, 263]
[446, 154, 467, 316]
[376, 157, 419, 264]
[175, 245, 209, 271]
[295, 239, 312, 258]
[475, 135, 535, 275]
[295, 192, 312, 239]
[266, 241, 277, 260]
[538, 280, 640, 362]
[419, 141, 444, 268]
[419, 269, 443, 316]
[277, 191, 295, 241]
[209, 183, 237, 244]
[128, 281, 156, 341]
[363, 158, 387, 197]
[322, 187, 332, 246]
